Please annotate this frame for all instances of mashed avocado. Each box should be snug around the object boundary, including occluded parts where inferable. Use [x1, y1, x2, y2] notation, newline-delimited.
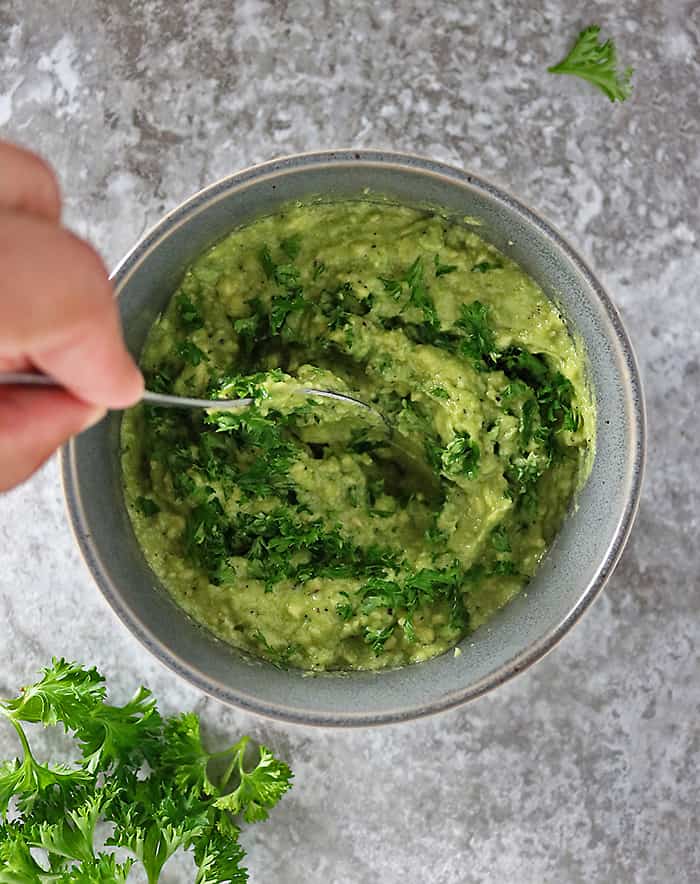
[121, 200, 595, 671]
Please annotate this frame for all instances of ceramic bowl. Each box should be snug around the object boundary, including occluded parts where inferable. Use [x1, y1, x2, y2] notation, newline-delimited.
[61, 150, 645, 726]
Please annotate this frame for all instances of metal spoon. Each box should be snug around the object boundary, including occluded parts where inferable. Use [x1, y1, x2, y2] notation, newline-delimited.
[0, 371, 442, 500]
[0, 371, 378, 413]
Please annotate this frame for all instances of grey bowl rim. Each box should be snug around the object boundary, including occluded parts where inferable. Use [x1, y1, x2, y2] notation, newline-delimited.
[60, 148, 646, 728]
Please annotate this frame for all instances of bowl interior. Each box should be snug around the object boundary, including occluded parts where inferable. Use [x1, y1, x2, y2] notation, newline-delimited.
[62, 152, 644, 726]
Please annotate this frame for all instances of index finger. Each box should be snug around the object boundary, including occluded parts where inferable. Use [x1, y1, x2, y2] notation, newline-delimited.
[0, 213, 144, 408]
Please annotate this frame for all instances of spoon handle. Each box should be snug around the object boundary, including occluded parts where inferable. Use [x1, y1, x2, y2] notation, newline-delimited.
[0, 372, 57, 387]
[0, 371, 254, 410]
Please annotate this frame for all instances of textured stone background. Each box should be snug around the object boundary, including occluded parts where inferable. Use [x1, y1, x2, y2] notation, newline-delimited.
[1, 1, 698, 881]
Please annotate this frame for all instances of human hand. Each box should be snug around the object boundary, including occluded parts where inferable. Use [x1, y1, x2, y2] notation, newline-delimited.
[0, 141, 143, 491]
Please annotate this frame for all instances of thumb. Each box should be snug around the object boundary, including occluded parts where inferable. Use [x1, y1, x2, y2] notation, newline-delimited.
[0, 385, 104, 491]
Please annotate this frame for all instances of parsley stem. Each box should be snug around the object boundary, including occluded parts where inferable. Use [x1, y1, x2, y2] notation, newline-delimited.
[219, 737, 248, 791]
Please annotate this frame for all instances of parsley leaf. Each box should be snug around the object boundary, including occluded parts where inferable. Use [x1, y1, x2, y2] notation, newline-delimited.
[434, 254, 457, 276]
[380, 258, 439, 329]
[2, 658, 105, 731]
[364, 625, 395, 655]
[213, 738, 292, 823]
[269, 289, 306, 334]
[456, 301, 496, 365]
[193, 822, 247, 884]
[176, 293, 205, 332]
[258, 244, 276, 280]
[136, 496, 160, 517]
[441, 432, 480, 479]
[491, 525, 511, 553]
[280, 234, 302, 260]
[405, 257, 439, 327]
[177, 340, 209, 366]
[548, 25, 633, 102]
[335, 596, 355, 621]
[471, 261, 502, 273]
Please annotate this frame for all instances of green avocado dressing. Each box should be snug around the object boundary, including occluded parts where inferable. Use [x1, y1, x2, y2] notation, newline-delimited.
[121, 200, 595, 671]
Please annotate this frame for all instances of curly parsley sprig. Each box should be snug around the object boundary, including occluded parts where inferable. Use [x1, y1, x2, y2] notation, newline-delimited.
[548, 25, 633, 102]
[0, 659, 292, 883]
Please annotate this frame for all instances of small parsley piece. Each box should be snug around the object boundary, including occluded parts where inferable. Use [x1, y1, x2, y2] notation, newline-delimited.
[177, 340, 209, 366]
[430, 386, 450, 400]
[0, 659, 292, 882]
[434, 254, 458, 276]
[548, 25, 633, 103]
[379, 258, 439, 329]
[269, 289, 306, 334]
[232, 313, 261, 356]
[258, 244, 276, 279]
[335, 591, 354, 621]
[135, 496, 160, 517]
[506, 453, 545, 514]
[364, 624, 395, 655]
[490, 525, 511, 553]
[491, 559, 518, 576]
[176, 293, 204, 332]
[441, 432, 480, 479]
[456, 301, 496, 364]
[405, 256, 439, 328]
[380, 277, 403, 299]
[279, 234, 302, 260]
[471, 261, 502, 273]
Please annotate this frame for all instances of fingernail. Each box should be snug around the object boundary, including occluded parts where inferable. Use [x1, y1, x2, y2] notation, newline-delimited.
[79, 407, 107, 433]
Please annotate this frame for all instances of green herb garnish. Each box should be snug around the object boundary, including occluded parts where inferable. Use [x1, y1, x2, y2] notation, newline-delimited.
[405, 257, 439, 327]
[441, 432, 480, 479]
[177, 340, 209, 366]
[175, 293, 204, 332]
[135, 496, 160, 517]
[434, 254, 458, 276]
[0, 659, 291, 882]
[364, 625, 395, 655]
[455, 301, 496, 365]
[490, 524, 511, 553]
[548, 25, 633, 102]
[471, 261, 502, 273]
[280, 234, 302, 260]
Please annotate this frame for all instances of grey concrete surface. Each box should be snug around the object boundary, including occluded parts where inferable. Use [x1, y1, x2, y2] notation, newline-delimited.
[1, 1, 698, 881]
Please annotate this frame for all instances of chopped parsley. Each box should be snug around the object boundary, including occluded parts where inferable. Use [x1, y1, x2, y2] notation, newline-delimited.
[364, 624, 395, 655]
[490, 524, 511, 553]
[280, 233, 302, 260]
[176, 340, 208, 366]
[434, 254, 458, 276]
[455, 300, 497, 365]
[135, 496, 160, 517]
[441, 432, 480, 479]
[471, 260, 502, 273]
[175, 292, 204, 332]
